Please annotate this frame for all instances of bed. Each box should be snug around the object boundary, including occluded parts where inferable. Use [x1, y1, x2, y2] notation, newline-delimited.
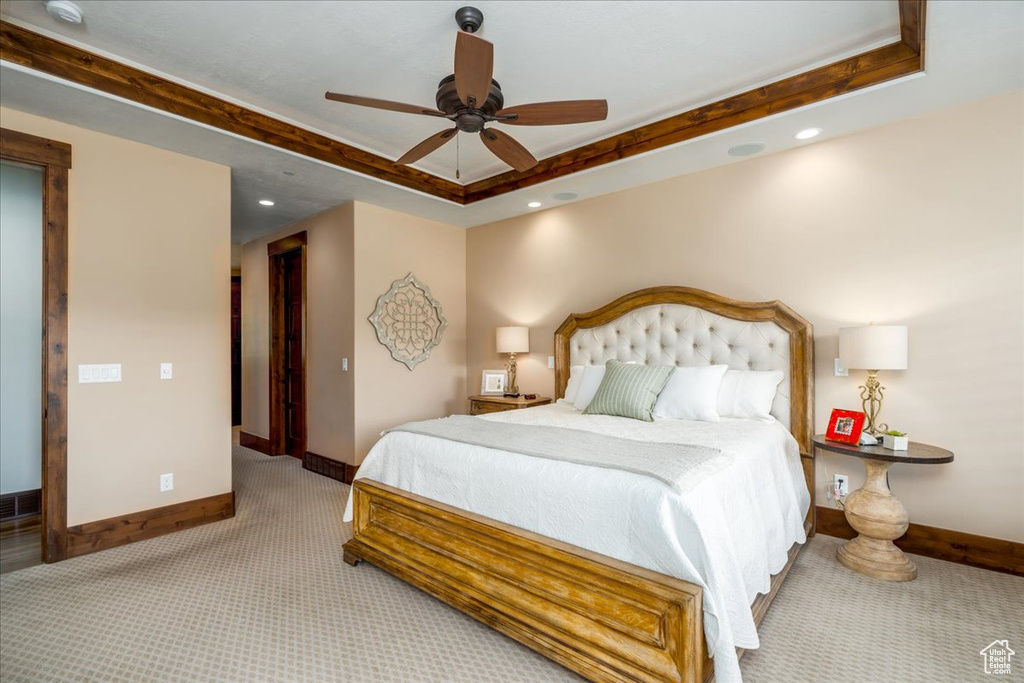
[342, 286, 815, 683]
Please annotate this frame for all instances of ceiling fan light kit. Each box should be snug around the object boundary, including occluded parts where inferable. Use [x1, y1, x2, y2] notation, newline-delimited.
[324, 6, 608, 175]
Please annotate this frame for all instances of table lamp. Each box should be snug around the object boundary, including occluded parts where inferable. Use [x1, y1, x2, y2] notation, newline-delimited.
[496, 326, 529, 396]
[839, 325, 908, 435]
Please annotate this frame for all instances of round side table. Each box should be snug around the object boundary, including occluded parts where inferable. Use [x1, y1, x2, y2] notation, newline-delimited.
[813, 436, 954, 581]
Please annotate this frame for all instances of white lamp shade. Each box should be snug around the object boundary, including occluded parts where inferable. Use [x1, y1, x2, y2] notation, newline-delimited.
[496, 326, 529, 354]
[839, 325, 908, 370]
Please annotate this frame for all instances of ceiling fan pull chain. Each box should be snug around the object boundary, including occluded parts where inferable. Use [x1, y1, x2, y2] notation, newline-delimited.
[456, 133, 461, 180]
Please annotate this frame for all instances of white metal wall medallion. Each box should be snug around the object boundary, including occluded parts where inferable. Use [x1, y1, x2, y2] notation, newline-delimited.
[369, 273, 448, 370]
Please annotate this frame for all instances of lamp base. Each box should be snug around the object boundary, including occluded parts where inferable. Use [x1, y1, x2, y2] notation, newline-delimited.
[860, 370, 888, 435]
[506, 353, 519, 397]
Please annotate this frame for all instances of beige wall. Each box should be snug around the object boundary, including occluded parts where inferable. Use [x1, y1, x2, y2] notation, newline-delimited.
[240, 201, 465, 465]
[1, 107, 232, 526]
[240, 203, 356, 460]
[466, 92, 1024, 542]
[352, 202, 467, 461]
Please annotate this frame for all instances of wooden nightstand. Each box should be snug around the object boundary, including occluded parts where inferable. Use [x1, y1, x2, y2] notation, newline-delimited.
[469, 395, 551, 415]
[813, 435, 954, 581]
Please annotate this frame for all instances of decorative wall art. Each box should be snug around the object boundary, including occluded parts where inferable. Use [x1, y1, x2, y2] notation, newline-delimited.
[368, 273, 448, 370]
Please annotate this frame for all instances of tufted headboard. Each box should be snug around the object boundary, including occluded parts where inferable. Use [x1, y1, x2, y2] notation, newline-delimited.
[554, 286, 815, 517]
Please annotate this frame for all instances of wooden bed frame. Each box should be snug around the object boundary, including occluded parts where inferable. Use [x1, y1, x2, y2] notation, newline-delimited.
[344, 286, 815, 683]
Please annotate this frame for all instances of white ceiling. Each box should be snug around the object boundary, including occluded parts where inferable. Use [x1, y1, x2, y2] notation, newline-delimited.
[0, 1, 1022, 244]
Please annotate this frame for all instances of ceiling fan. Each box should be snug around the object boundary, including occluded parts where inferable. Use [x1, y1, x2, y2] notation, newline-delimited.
[324, 6, 608, 174]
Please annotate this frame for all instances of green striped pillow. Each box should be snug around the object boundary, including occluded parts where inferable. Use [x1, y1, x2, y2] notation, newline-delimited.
[583, 360, 673, 422]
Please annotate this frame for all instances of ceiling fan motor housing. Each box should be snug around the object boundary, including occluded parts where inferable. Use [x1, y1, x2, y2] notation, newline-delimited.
[455, 6, 484, 33]
[435, 74, 504, 133]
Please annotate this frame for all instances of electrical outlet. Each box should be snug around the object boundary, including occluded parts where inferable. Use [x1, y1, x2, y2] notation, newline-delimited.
[160, 362, 173, 379]
[548, 356, 555, 369]
[833, 474, 849, 497]
[342, 358, 349, 372]
[160, 473, 174, 492]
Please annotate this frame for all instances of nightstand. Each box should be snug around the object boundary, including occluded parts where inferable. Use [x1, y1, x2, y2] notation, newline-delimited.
[813, 435, 954, 581]
[469, 395, 551, 415]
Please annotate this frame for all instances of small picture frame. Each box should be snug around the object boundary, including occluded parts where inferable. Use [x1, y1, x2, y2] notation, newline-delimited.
[480, 369, 508, 395]
[826, 409, 867, 445]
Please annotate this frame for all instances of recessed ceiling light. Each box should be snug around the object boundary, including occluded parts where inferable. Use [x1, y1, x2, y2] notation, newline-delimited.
[527, 201, 542, 209]
[794, 128, 822, 140]
[45, 0, 83, 24]
[259, 199, 275, 206]
[552, 192, 578, 201]
[727, 143, 766, 157]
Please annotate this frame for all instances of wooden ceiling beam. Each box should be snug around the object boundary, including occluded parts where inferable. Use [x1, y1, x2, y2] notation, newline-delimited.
[0, 21, 465, 203]
[463, 0, 927, 202]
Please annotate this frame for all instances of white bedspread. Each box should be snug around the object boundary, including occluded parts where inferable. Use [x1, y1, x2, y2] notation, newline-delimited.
[343, 402, 810, 683]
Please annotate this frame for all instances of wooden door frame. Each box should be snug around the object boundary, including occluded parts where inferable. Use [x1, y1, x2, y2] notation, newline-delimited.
[267, 231, 307, 456]
[0, 127, 71, 563]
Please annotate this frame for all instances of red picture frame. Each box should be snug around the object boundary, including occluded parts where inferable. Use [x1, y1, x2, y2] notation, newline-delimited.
[826, 409, 867, 445]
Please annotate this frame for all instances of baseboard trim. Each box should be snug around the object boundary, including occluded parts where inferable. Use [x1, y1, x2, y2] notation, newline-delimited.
[239, 431, 274, 455]
[0, 488, 42, 521]
[66, 491, 235, 558]
[304, 451, 358, 485]
[816, 506, 1023, 577]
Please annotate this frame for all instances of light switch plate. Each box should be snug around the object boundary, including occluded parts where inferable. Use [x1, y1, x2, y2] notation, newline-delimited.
[160, 473, 173, 492]
[160, 363, 173, 379]
[342, 358, 349, 372]
[548, 356, 555, 369]
[78, 364, 122, 383]
[834, 358, 848, 377]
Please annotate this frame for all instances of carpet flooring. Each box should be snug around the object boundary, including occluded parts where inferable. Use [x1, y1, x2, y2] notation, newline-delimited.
[0, 444, 1020, 682]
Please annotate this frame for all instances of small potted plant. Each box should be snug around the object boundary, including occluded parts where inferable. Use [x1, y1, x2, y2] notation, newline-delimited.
[882, 429, 908, 451]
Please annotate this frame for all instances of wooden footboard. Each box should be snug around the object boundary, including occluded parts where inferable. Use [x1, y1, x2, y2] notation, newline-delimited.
[345, 479, 806, 683]
[344, 479, 707, 683]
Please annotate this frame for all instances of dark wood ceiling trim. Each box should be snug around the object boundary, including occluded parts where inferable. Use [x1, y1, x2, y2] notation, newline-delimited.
[1, 1, 926, 206]
[0, 21, 464, 203]
[899, 0, 926, 59]
[463, 0, 927, 202]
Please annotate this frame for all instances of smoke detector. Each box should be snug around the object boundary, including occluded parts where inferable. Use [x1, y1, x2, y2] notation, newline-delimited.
[44, 0, 84, 24]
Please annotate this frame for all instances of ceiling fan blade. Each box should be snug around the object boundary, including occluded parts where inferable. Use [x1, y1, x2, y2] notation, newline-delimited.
[480, 128, 537, 173]
[395, 128, 459, 166]
[496, 100, 608, 126]
[325, 92, 446, 118]
[454, 32, 493, 107]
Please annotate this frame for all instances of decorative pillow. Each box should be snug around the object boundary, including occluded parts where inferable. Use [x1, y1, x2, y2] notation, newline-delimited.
[717, 369, 784, 421]
[584, 360, 674, 422]
[572, 361, 641, 411]
[560, 365, 586, 405]
[652, 365, 729, 422]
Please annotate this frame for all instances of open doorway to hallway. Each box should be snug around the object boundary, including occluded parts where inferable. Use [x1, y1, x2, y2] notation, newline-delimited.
[1, 127, 71, 571]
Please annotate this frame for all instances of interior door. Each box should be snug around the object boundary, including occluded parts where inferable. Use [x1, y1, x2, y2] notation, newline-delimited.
[282, 250, 305, 456]
[230, 275, 241, 427]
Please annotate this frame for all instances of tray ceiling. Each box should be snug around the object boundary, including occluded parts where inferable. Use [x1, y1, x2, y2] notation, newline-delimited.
[0, 1, 1021, 242]
[1, 0, 899, 183]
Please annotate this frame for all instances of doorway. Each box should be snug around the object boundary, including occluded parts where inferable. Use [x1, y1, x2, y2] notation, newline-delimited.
[268, 231, 307, 458]
[0, 128, 71, 566]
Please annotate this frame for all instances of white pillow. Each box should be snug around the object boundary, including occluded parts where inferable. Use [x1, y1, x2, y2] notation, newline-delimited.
[717, 369, 784, 421]
[652, 365, 729, 422]
[572, 364, 607, 411]
[572, 361, 640, 411]
[561, 365, 585, 404]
